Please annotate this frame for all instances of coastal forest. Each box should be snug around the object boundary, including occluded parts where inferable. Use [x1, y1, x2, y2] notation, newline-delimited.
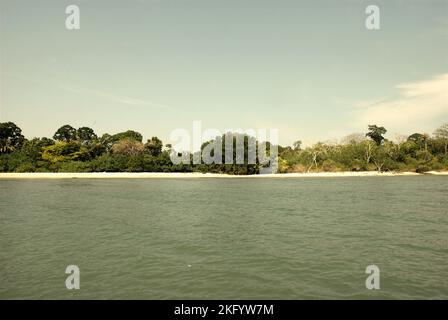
[0, 122, 447, 174]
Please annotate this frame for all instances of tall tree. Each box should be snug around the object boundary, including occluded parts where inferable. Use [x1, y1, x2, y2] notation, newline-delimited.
[434, 123, 448, 154]
[407, 133, 428, 149]
[144, 137, 163, 156]
[366, 125, 387, 145]
[293, 140, 302, 151]
[99, 133, 114, 152]
[77, 127, 97, 145]
[0, 122, 25, 153]
[53, 125, 77, 142]
[305, 142, 327, 172]
[113, 130, 143, 142]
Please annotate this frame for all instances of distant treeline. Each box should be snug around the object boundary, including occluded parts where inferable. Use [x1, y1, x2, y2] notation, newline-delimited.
[0, 122, 447, 174]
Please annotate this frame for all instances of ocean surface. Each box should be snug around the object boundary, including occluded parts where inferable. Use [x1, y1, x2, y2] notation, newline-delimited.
[1, 176, 447, 299]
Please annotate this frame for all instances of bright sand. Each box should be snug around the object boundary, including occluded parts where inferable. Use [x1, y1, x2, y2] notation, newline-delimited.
[0, 171, 447, 179]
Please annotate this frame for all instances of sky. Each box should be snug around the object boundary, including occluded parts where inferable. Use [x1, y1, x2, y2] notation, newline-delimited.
[1, 0, 447, 147]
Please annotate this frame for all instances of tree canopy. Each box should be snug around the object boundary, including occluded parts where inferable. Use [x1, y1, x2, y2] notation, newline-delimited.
[366, 125, 387, 145]
[76, 127, 97, 145]
[53, 125, 77, 142]
[145, 137, 163, 156]
[0, 122, 25, 153]
[1, 122, 447, 174]
[113, 130, 143, 143]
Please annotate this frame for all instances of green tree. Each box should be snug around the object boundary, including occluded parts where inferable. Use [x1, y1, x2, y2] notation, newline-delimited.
[1, 122, 446, 174]
[144, 137, 163, 156]
[87, 143, 107, 159]
[42, 141, 89, 163]
[99, 133, 115, 152]
[127, 155, 144, 172]
[90, 154, 128, 172]
[21, 137, 54, 161]
[53, 125, 77, 142]
[0, 122, 25, 153]
[197, 133, 261, 174]
[113, 130, 143, 142]
[408, 133, 428, 146]
[366, 125, 387, 145]
[76, 127, 97, 145]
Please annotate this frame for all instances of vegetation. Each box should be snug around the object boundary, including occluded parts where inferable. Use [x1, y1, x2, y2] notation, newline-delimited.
[277, 123, 448, 173]
[0, 122, 447, 174]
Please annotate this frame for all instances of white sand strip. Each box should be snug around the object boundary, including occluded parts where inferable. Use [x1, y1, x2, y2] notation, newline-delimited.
[425, 171, 448, 175]
[0, 171, 446, 179]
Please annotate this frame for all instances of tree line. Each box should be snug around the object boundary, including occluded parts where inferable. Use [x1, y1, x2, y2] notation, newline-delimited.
[278, 124, 448, 173]
[0, 122, 447, 174]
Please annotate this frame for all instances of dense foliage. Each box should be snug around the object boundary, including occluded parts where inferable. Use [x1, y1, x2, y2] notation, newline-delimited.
[0, 122, 447, 174]
[278, 124, 448, 173]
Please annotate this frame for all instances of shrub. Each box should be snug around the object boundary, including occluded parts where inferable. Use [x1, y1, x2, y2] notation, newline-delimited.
[16, 163, 36, 172]
[127, 156, 144, 172]
[59, 161, 92, 172]
[90, 154, 128, 172]
[416, 165, 431, 173]
[322, 159, 343, 172]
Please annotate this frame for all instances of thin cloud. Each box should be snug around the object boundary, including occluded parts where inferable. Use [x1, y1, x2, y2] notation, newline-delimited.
[59, 84, 173, 110]
[351, 74, 448, 135]
[3, 73, 174, 110]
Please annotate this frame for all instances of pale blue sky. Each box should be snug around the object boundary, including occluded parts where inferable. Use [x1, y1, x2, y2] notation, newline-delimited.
[1, 0, 447, 146]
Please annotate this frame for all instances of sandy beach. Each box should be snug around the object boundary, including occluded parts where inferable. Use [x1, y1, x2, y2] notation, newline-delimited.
[0, 171, 447, 179]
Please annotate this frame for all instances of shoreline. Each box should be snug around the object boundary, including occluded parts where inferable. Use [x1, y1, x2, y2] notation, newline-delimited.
[0, 171, 447, 179]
